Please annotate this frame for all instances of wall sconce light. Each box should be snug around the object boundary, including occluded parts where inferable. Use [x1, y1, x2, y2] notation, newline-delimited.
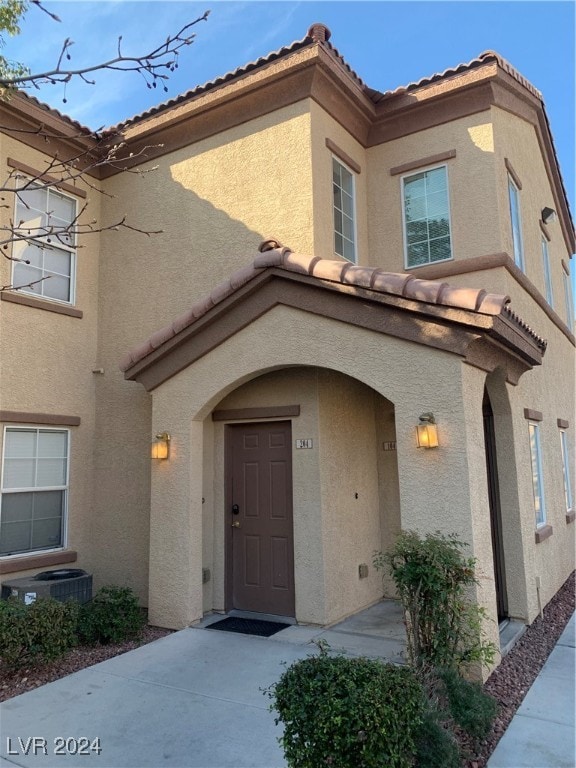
[151, 432, 171, 460]
[541, 207, 556, 225]
[416, 413, 439, 449]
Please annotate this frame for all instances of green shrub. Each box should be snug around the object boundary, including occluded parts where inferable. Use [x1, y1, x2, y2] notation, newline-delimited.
[414, 708, 460, 768]
[267, 651, 424, 768]
[374, 531, 496, 672]
[0, 596, 78, 669]
[78, 586, 145, 645]
[439, 666, 498, 742]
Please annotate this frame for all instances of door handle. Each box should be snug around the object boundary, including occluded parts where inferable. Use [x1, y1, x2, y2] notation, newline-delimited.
[231, 521, 241, 528]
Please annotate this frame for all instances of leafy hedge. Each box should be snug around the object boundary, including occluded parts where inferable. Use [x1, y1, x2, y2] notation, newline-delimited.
[268, 651, 424, 768]
[78, 586, 145, 645]
[0, 596, 78, 668]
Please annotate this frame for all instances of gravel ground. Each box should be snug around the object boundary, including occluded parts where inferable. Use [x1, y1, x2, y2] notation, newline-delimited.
[463, 569, 575, 767]
[1, 571, 574, 767]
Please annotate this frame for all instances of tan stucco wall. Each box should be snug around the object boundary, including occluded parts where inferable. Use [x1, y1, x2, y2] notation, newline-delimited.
[145, 304, 491, 632]
[309, 102, 368, 264]
[89, 102, 315, 602]
[0, 136, 101, 586]
[367, 112, 501, 273]
[317, 370, 384, 622]
[492, 106, 571, 323]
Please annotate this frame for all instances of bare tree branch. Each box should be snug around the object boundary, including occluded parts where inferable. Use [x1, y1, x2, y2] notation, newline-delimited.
[0, 12, 210, 93]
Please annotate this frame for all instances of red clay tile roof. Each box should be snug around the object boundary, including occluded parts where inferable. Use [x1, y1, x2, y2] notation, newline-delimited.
[119, 240, 546, 373]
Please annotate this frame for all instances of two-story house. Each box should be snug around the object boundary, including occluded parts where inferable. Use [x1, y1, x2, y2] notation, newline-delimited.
[1, 24, 574, 672]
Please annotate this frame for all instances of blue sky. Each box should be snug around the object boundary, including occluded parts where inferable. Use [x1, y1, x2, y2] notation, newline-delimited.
[5, 1, 575, 270]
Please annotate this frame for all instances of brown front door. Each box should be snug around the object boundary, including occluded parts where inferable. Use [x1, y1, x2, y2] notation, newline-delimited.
[225, 421, 295, 616]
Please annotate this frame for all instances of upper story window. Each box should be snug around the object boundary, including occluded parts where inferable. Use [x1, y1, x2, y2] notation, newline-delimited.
[528, 422, 546, 528]
[332, 157, 356, 263]
[559, 429, 573, 514]
[1, 427, 69, 557]
[12, 182, 77, 304]
[508, 176, 525, 272]
[563, 271, 574, 326]
[402, 165, 452, 268]
[541, 236, 553, 307]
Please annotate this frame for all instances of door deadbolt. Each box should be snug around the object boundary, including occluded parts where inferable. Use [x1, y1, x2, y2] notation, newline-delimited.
[232, 504, 240, 515]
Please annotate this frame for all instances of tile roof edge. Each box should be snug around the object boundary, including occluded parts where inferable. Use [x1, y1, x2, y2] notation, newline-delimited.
[120, 242, 546, 374]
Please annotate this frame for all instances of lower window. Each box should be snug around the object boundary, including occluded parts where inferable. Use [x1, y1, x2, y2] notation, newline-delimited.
[1, 427, 69, 556]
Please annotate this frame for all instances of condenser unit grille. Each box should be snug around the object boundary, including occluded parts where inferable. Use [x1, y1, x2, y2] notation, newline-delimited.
[1, 571, 92, 604]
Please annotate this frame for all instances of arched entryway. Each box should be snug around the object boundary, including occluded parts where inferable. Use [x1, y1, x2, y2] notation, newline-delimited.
[202, 366, 400, 625]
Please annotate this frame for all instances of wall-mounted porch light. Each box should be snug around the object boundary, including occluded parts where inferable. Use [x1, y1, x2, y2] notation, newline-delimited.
[541, 207, 556, 225]
[416, 413, 439, 449]
[151, 432, 171, 460]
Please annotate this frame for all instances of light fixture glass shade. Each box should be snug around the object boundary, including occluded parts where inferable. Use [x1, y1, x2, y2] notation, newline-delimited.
[416, 422, 439, 448]
[151, 432, 170, 460]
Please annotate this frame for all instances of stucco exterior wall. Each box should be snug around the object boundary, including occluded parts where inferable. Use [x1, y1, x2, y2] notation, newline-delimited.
[492, 106, 571, 323]
[317, 370, 384, 623]
[367, 112, 502, 273]
[0, 135, 101, 585]
[309, 101, 368, 264]
[145, 303, 487, 631]
[90, 102, 315, 601]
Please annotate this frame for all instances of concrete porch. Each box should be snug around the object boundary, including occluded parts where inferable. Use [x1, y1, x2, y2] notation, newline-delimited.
[198, 598, 408, 664]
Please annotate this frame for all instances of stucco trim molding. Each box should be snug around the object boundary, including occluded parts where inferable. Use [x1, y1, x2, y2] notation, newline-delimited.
[213, 405, 300, 422]
[557, 418, 570, 429]
[0, 411, 81, 426]
[523, 408, 543, 422]
[534, 524, 553, 544]
[566, 511, 575, 525]
[325, 139, 361, 174]
[407, 252, 575, 346]
[389, 149, 457, 176]
[1, 291, 83, 318]
[0, 550, 78, 574]
[7, 158, 88, 199]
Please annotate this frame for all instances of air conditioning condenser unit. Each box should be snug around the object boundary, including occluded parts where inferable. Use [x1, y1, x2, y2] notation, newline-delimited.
[1, 569, 93, 605]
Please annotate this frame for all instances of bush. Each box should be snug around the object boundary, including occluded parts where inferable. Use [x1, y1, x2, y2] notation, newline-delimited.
[374, 531, 496, 672]
[78, 586, 145, 645]
[439, 666, 497, 742]
[0, 596, 78, 669]
[267, 650, 424, 768]
[414, 708, 460, 768]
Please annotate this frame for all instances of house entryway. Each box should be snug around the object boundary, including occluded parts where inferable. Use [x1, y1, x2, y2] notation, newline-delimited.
[483, 389, 508, 622]
[225, 420, 295, 617]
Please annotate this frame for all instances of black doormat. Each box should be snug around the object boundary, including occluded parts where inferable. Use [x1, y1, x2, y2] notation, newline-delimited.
[206, 617, 290, 637]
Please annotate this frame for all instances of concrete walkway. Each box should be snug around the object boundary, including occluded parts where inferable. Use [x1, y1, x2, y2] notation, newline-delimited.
[1, 605, 574, 768]
[0, 601, 405, 768]
[488, 613, 576, 768]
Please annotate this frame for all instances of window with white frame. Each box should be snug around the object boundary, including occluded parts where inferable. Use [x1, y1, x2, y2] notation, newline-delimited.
[0, 428, 69, 556]
[541, 237, 553, 307]
[528, 422, 546, 527]
[402, 165, 452, 268]
[560, 429, 573, 513]
[12, 182, 77, 303]
[332, 157, 356, 263]
[563, 271, 574, 326]
[508, 176, 525, 271]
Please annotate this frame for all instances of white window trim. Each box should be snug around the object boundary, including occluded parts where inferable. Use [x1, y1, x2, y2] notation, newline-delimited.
[541, 236, 553, 307]
[528, 421, 546, 528]
[11, 178, 78, 306]
[560, 429, 573, 513]
[508, 175, 525, 272]
[401, 163, 453, 270]
[0, 426, 70, 558]
[332, 155, 357, 264]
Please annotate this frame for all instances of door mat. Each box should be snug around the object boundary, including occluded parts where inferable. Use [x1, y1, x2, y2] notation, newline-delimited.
[206, 617, 290, 637]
